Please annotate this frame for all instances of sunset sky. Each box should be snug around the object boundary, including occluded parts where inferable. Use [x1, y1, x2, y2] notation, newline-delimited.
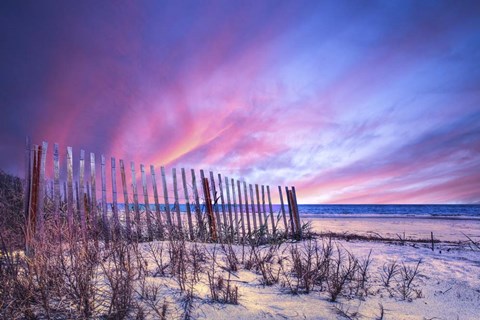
[1, 0, 479, 204]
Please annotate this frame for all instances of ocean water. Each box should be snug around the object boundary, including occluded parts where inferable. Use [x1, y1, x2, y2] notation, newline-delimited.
[120, 204, 480, 219]
[294, 204, 480, 218]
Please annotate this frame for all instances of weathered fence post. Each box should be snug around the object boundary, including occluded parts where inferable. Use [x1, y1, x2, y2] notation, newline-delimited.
[291, 186, 301, 238]
[150, 165, 164, 238]
[140, 164, 154, 240]
[217, 174, 228, 236]
[255, 184, 264, 231]
[110, 157, 121, 237]
[202, 178, 217, 242]
[278, 186, 288, 235]
[23, 137, 31, 234]
[53, 143, 61, 223]
[181, 168, 195, 240]
[78, 150, 87, 239]
[231, 179, 241, 242]
[266, 186, 276, 235]
[120, 160, 132, 240]
[249, 184, 257, 233]
[209, 171, 222, 240]
[160, 166, 173, 229]
[200, 170, 209, 239]
[36, 142, 47, 239]
[261, 185, 269, 234]
[25, 144, 38, 254]
[225, 176, 235, 240]
[130, 162, 142, 239]
[67, 147, 75, 233]
[90, 153, 98, 237]
[243, 181, 251, 239]
[100, 155, 110, 244]
[172, 168, 183, 232]
[191, 169, 204, 239]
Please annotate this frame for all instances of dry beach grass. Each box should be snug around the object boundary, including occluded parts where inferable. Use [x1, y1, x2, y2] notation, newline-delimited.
[1, 171, 479, 319]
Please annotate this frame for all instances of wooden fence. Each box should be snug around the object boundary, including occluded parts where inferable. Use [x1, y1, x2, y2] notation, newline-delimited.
[24, 139, 302, 250]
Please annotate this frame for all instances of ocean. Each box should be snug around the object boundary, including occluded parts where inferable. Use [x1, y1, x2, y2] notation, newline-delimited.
[294, 204, 480, 218]
[120, 204, 480, 219]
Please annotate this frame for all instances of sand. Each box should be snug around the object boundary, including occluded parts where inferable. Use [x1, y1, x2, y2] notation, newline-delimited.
[136, 216, 480, 319]
[304, 215, 480, 242]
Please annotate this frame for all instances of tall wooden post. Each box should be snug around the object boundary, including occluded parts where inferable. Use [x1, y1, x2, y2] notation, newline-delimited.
[249, 184, 257, 232]
[191, 169, 204, 239]
[285, 187, 296, 237]
[261, 185, 269, 233]
[181, 168, 195, 240]
[202, 178, 217, 242]
[67, 147, 75, 233]
[100, 155, 110, 244]
[266, 186, 276, 235]
[120, 160, 132, 239]
[141, 164, 154, 240]
[278, 186, 288, 235]
[78, 150, 87, 239]
[160, 166, 173, 228]
[217, 174, 228, 234]
[150, 165, 164, 238]
[225, 176, 235, 240]
[237, 180, 247, 241]
[243, 181, 251, 239]
[172, 168, 183, 232]
[53, 143, 60, 223]
[90, 153, 98, 235]
[131, 162, 142, 238]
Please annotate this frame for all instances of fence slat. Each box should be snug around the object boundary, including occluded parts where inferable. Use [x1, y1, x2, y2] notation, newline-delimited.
[200, 170, 208, 238]
[25, 145, 38, 253]
[172, 168, 183, 231]
[217, 174, 227, 234]
[130, 162, 142, 238]
[231, 179, 240, 241]
[67, 147, 75, 232]
[278, 186, 288, 234]
[243, 181, 251, 238]
[236, 180, 245, 241]
[36, 142, 48, 238]
[191, 169, 204, 239]
[249, 184, 257, 232]
[255, 184, 263, 231]
[53, 143, 60, 222]
[266, 186, 276, 235]
[181, 168, 194, 240]
[225, 176, 234, 240]
[90, 153, 98, 234]
[86, 181, 91, 224]
[100, 155, 110, 243]
[111, 157, 121, 235]
[150, 165, 164, 238]
[161, 166, 173, 228]
[79, 150, 87, 238]
[202, 178, 217, 241]
[291, 186, 301, 238]
[209, 171, 222, 240]
[23, 137, 31, 232]
[285, 187, 295, 237]
[141, 164, 154, 240]
[75, 181, 80, 217]
[261, 185, 269, 233]
[120, 160, 132, 239]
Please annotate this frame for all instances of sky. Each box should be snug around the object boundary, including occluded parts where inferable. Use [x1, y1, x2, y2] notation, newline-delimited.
[1, 0, 479, 204]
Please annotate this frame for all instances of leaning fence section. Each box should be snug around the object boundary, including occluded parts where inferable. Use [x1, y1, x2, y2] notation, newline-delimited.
[24, 139, 303, 250]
